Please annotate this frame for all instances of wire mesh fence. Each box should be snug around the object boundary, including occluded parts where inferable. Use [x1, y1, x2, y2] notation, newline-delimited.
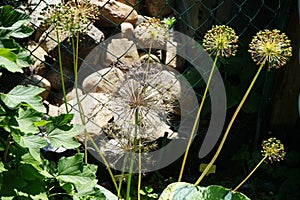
[0, 0, 293, 155]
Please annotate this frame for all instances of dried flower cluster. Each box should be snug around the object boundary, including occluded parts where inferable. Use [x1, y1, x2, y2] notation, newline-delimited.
[249, 29, 292, 69]
[202, 25, 238, 57]
[45, 0, 98, 34]
[135, 18, 169, 47]
[108, 62, 174, 142]
[261, 137, 286, 163]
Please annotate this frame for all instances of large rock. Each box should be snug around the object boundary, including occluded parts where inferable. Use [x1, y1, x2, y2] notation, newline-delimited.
[91, 0, 138, 27]
[58, 93, 114, 138]
[82, 67, 124, 94]
[145, 0, 174, 18]
[106, 38, 139, 66]
[116, 0, 142, 11]
[39, 24, 104, 70]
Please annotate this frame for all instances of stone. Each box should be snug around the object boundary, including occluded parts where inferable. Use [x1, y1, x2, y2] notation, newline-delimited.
[44, 101, 59, 116]
[91, 0, 138, 27]
[145, 0, 174, 18]
[54, 87, 83, 105]
[58, 93, 114, 138]
[82, 67, 124, 94]
[116, 0, 142, 11]
[120, 22, 134, 36]
[106, 38, 139, 66]
[39, 24, 104, 71]
[20, 75, 51, 100]
[27, 41, 48, 74]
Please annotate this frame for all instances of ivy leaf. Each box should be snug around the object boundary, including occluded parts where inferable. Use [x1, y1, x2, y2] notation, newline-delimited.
[159, 182, 250, 200]
[12, 133, 47, 163]
[0, 85, 46, 113]
[56, 153, 101, 197]
[47, 124, 82, 149]
[15, 107, 43, 134]
[0, 48, 23, 73]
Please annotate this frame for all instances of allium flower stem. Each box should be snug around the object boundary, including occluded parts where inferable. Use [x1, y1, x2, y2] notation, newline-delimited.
[56, 30, 68, 112]
[195, 58, 267, 186]
[126, 109, 139, 200]
[178, 53, 219, 182]
[233, 155, 267, 192]
[138, 138, 142, 200]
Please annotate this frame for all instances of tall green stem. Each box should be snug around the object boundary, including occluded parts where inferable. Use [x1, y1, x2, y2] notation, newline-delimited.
[126, 109, 139, 200]
[56, 29, 68, 112]
[178, 55, 219, 182]
[138, 139, 142, 200]
[195, 61, 266, 186]
[232, 155, 267, 192]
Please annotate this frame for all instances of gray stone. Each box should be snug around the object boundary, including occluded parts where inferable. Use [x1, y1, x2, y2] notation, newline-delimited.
[82, 67, 124, 94]
[58, 93, 114, 138]
[106, 38, 139, 66]
[91, 0, 138, 27]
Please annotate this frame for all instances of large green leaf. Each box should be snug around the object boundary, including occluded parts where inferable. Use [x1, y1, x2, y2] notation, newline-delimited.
[47, 124, 82, 149]
[16, 107, 43, 134]
[0, 48, 23, 73]
[0, 5, 33, 39]
[12, 132, 47, 163]
[56, 153, 104, 198]
[159, 182, 250, 200]
[0, 85, 46, 113]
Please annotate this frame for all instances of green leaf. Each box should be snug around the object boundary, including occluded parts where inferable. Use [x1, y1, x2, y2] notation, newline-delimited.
[56, 153, 102, 197]
[159, 182, 250, 200]
[0, 85, 46, 113]
[0, 5, 33, 39]
[0, 104, 5, 115]
[0, 161, 7, 173]
[12, 132, 47, 163]
[16, 107, 43, 134]
[47, 124, 82, 149]
[0, 48, 23, 73]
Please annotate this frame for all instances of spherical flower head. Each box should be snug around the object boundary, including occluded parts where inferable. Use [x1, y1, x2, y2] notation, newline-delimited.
[135, 18, 169, 48]
[45, 0, 98, 34]
[249, 29, 292, 69]
[261, 137, 286, 163]
[108, 62, 174, 141]
[202, 25, 238, 57]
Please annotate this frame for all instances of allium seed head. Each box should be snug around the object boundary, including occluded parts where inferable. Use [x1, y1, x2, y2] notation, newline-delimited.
[45, 0, 98, 34]
[261, 137, 286, 163]
[108, 62, 174, 141]
[249, 29, 292, 69]
[135, 18, 169, 48]
[202, 25, 238, 57]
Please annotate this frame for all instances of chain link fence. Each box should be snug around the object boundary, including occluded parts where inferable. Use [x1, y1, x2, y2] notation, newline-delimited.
[0, 0, 294, 157]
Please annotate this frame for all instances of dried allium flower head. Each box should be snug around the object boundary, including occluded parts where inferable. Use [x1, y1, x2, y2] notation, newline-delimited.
[108, 62, 174, 141]
[249, 29, 292, 69]
[135, 17, 169, 47]
[202, 25, 238, 57]
[45, 0, 98, 34]
[261, 137, 286, 163]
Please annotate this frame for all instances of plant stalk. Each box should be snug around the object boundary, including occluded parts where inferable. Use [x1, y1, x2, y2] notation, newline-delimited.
[195, 61, 266, 186]
[126, 109, 139, 200]
[56, 29, 68, 112]
[233, 155, 267, 192]
[178, 55, 219, 182]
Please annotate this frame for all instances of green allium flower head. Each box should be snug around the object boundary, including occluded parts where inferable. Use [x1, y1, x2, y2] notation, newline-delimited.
[261, 137, 286, 163]
[45, 0, 98, 34]
[202, 25, 238, 57]
[249, 29, 292, 69]
[135, 18, 169, 47]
